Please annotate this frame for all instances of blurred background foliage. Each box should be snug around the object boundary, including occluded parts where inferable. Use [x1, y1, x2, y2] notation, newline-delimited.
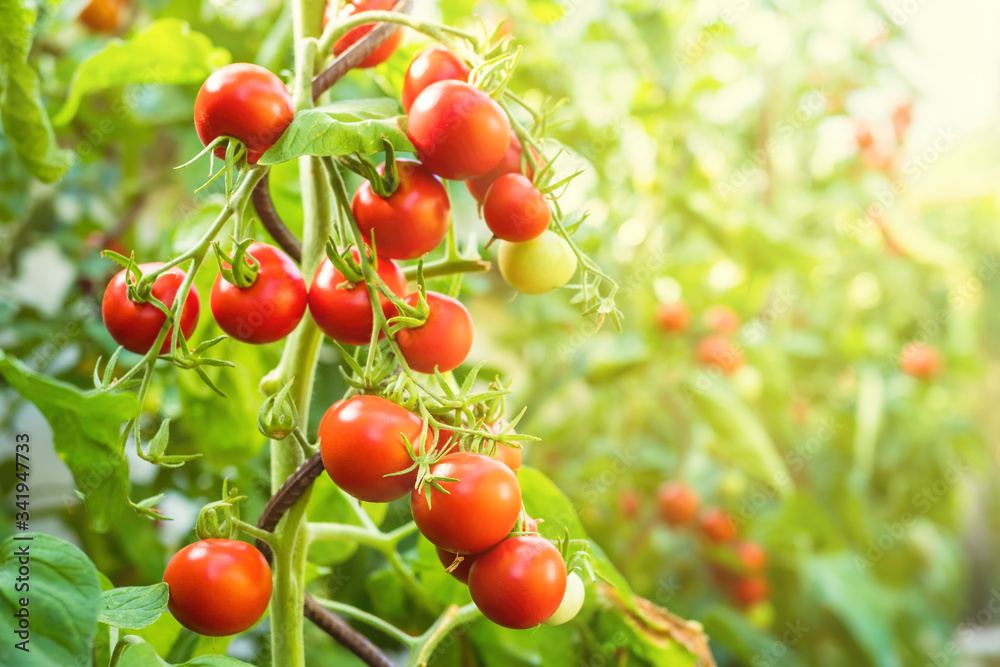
[2, 0, 999, 665]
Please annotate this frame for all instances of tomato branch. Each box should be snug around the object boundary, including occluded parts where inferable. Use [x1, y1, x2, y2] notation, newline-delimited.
[313, 598, 418, 647]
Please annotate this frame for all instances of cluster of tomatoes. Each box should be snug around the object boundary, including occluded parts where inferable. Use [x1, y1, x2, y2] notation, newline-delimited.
[651, 481, 771, 610]
[318, 395, 584, 629]
[655, 301, 746, 375]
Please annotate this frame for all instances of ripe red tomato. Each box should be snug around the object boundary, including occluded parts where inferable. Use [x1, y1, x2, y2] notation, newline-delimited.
[700, 508, 737, 543]
[307, 250, 407, 345]
[411, 452, 521, 554]
[730, 576, 770, 608]
[734, 540, 767, 572]
[468, 535, 567, 629]
[351, 160, 450, 260]
[102, 263, 200, 355]
[78, 0, 126, 32]
[436, 546, 477, 584]
[407, 81, 511, 181]
[163, 539, 271, 636]
[466, 133, 538, 203]
[482, 173, 550, 242]
[194, 64, 293, 163]
[655, 302, 691, 333]
[656, 481, 700, 527]
[319, 395, 425, 502]
[696, 335, 744, 374]
[704, 305, 740, 336]
[328, 0, 404, 68]
[497, 230, 577, 294]
[899, 342, 942, 379]
[395, 292, 473, 373]
[210, 243, 306, 344]
[401, 46, 471, 113]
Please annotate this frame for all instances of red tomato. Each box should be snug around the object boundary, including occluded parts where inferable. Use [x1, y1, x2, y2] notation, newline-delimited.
[520, 515, 538, 533]
[655, 302, 691, 333]
[696, 335, 744, 374]
[619, 488, 641, 520]
[407, 81, 511, 181]
[734, 540, 767, 572]
[700, 508, 737, 543]
[899, 342, 942, 380]
[163, 539, 271, 636]
[78, 0, 125, 32]
[411, 452, 521, 554]
[351, 160, 451, 260]
[307, 249, 407, 345]
[436, 546, 477, 584]
[401, 46, 471, 113]
[704, 305, 740, 336]
[328, 0, 403, 68]
[656, 481, 700, 527]
[482, 173, 550, 242]
[468, 535, 567, 629]
[730, 576, 770, 608]
[485, 420, 523, 472]
[466, 133, 537, 203]
[319, 395, 425, 502]
[102, 263, 200, 355]
[395, 292, 473, 373]
[194, 64, 293, 163]
[210, 243, 306, 344]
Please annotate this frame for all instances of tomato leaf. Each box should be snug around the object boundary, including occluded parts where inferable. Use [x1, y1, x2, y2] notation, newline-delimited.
[0, 0, 74, 182]
[0, 533, 101, 665]
[114, 640, 252, 666]
[53, 20, 231, 126]
[98, 583, 169, 629]
[0, 352, 137, 532]
[257, 99, 413, 165]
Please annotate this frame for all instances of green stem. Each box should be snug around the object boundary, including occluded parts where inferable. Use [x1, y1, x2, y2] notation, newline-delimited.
[404, 257, 490, 280]
[408, 603, 481, 667]
[233, 519, 277, 545]
[313, 598, 417, 647]
[316, 11, 477, 57]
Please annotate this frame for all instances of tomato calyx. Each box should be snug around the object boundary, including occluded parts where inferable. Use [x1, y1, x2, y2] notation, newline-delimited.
[195, 480, 248, 541]
[339, 139, 401, 198]
[212, 237, 261, 288]
[258, 377, 300, 441]
[323, 240, 367, 285]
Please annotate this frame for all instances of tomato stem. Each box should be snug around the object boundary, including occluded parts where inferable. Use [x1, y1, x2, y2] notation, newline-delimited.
[313, 598, 418, 647]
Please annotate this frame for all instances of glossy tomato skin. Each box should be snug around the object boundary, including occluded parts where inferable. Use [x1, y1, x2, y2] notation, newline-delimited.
[351, 160, 451, 260]
[696, 335, 744, 374]
[468, 535, 567, 629]
[655, 302, 691, 333]
[210, 243, 306, 344]
[483, 173, 550, 242]
[436, 547, 477, 584]
[163, 539, 272, 637]
[396, 292, 473, 373]
[402, 46, 471, 112]
[656, 481, 700, 526]
[411, 452, 521, 554]
[194, 64, 293, 162]
[307, 250, 407, 345]
[700, 508, 737, 543]
[102, 262, 200, 355]
[328, 0, 403, 68]
[79, 0, 125, 32]
[319, 395, 425, 502]
[899, 342, 942, 379]
[407, 81, 511, 181]
[497, 230, 577, 294]
[466, 133, 537, 203]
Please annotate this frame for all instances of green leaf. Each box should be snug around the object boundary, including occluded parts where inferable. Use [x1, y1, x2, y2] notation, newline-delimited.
[0, 352, 137, 531]
[53, 20, 230, 125]
[115, 640, 252, 666]
[258, 99, 413, 165]
[98, 584, 169, 629]
[0, 533, 101, 666]
[0, 0, 74, 182]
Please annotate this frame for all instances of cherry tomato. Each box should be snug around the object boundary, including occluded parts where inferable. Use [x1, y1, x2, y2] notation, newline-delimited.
[319, 395, 425, 502]
[899, 342, 942, 379]
[468, 535, 567, 629]
[210, 243, 306, 344]
[328, 0, 403, 69]
[78, 0, 126, 32]
[407, 80, 511, 181]
[619, 488, 641, 520]
[307, 250, 407, 345]
[696, 335, 744, 374]
[700, 508, 737, 543]
[655, 302, 691, 333]
[436, 546, 477, 584]
[194, 64, 293, 163]
[733, 540, 767, 572]
[704, 305, 740, 336]
[401, 46, 471, 113]
[466, 133, 538, 203]
[395, 291, 473, 373]
[730, 576, 770, 608]
[163, 539, 271, 636]
[656, 481, 700, 527]
[544, 571, 585, 626]
[482, 173, 550, 242]
[351, 160, 450, 260]
[102, 263, 200, 355]
[497, 230, 577, 294]
[411, 452, 521, 554]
